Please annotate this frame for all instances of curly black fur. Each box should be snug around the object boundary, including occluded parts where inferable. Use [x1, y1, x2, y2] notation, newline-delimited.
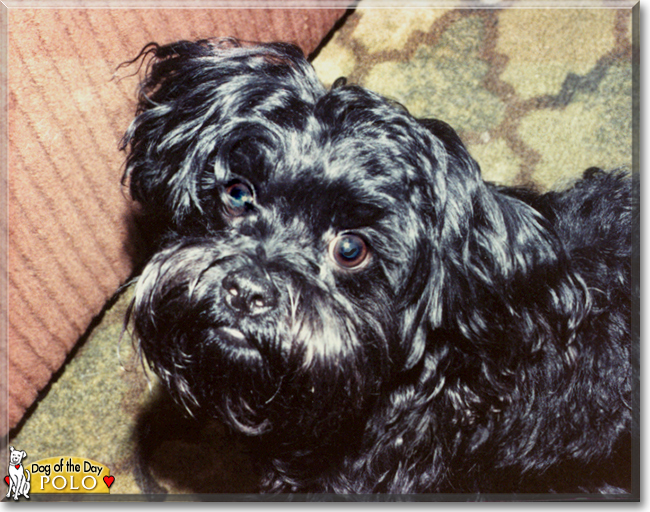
[121, 39, 635, 495]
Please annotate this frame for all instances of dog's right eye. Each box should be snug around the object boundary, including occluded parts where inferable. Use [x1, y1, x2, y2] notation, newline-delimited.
[224, 182, 255, 216]
[329, 233, 370, 270]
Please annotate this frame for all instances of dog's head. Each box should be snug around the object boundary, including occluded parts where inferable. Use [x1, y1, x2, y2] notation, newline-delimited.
[8, 447, 26, 465]
[122, 39, 561, 449]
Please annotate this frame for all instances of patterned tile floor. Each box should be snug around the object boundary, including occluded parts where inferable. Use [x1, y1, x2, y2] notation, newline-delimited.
[313, 5, 634, 189]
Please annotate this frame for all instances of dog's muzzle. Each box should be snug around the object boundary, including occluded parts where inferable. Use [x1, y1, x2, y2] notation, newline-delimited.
[222, 267, 279, 318]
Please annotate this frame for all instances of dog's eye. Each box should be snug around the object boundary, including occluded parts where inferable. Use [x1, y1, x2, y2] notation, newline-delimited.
[330, 234, 369, 270]
[225, 182, 255, 216]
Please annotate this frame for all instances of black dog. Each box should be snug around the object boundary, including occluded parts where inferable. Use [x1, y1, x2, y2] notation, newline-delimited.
[122, 39, 635, 495]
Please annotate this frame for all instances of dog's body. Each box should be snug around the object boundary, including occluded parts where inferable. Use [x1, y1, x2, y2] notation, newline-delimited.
[122, 39, 635, 494]
[6, 447, 30, 500]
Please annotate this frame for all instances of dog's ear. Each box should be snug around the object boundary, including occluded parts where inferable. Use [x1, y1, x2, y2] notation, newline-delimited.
[20, 452, 26, 460]
[120, 39, 325, 228]
[411, 119, 585, 360]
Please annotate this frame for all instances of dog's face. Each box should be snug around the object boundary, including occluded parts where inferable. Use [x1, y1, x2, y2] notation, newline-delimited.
[123, 40, 512, 448]
[9, 448, 25, 466]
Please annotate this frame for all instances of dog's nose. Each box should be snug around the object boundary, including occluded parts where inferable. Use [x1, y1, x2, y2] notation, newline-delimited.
[222, 270, 278, 316]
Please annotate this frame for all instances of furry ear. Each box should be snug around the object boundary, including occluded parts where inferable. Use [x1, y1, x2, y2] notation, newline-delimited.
[416, 119, 586, 356]
[120, 39, 325, 228]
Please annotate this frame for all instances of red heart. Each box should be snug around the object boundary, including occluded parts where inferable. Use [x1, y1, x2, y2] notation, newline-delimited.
[4, 476, 9, 486]
[14, 465, 19, 469]
[103, 475, 115, 489]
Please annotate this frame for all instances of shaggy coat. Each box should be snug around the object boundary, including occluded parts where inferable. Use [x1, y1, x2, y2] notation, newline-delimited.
[122, 39, 635, 495]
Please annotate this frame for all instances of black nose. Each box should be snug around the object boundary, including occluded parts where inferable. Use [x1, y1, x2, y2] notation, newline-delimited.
[222, 270, 278, 316]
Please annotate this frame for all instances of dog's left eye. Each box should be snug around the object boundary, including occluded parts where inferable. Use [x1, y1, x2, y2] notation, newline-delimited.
[224, 182, 255, 216]
[330, 234, 370, 270]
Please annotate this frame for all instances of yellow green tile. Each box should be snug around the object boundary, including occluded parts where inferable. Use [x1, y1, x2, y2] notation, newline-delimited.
[312, 39, 358, 88]
[497, 9, 616, 99]
[364, 16, 505, 134]
[351, 8, 449, 53]
[519, 63, 632, 190]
